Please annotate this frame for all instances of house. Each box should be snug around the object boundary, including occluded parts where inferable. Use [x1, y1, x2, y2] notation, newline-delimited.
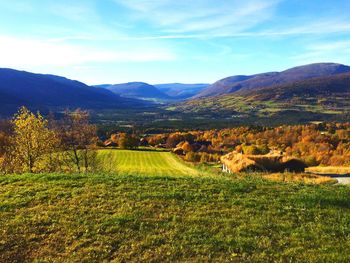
[173, 147, 185, 155]
[103, 139, 117, 147]
[139, 138, 149, 147]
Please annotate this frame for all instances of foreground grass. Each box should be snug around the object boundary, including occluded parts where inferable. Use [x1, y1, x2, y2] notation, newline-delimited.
[1, 173, 350, 262]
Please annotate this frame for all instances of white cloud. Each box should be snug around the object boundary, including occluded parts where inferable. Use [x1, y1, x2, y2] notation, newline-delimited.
[0, 35, 176, 68]
[115, 0, 281, 34]
[258, 20, 350, 37]
[109, 1, 350, 40]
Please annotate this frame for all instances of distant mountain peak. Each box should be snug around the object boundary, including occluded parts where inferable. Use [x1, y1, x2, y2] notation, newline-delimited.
[105, 82, 170, 100]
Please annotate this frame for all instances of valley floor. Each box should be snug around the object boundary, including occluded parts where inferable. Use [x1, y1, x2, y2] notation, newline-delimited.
[1, 150, 350, 262]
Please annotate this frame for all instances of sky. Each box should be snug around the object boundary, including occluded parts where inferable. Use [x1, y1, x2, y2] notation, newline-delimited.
[0, 0, 350, 85]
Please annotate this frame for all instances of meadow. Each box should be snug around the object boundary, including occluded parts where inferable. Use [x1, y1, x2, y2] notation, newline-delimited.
[97, 149, 204, 176]
[1, 150, 350, 262]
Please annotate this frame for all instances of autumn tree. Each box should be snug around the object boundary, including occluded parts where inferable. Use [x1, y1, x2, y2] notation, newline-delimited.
[0, 124, 11, 156]
[12, 107, 58, 173]
[118, 133, 139, 149]
[181, 141, 193, 152]
[0, 121, 13, 174]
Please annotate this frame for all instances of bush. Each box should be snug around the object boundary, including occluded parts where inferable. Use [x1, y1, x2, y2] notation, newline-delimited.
[184, 152, 200, 162]
[242, 145, 261, 155]
[304, 155, 319, 167]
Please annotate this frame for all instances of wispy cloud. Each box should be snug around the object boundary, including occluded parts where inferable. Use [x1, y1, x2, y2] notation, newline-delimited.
[114, 0, 282, 34]
[0, 35, 176, 68]
[291, 39, 350, 65]
[1, 0, 350, 84]
[258, 19, 350, 37]
[81, 18, 350, 41]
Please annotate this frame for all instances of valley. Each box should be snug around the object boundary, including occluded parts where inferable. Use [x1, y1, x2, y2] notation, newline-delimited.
[2, 63, 350, 128]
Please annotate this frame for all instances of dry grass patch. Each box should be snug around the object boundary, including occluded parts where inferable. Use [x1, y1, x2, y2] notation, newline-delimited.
[264, 173, 337, 184]
[306, 166, 350, 175]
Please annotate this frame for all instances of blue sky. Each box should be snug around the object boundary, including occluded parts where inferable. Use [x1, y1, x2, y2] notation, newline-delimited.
[0, 0, 350, 84]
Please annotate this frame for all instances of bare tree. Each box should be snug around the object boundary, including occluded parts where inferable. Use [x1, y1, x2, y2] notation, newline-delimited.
[58, 109, 98, 173]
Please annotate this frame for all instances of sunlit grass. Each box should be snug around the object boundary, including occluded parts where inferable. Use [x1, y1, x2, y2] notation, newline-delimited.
[306, 166, 350, 175]
[1, 172, 350, 262]
[263, 172, 337, 184]
[97, 149, 205, 177]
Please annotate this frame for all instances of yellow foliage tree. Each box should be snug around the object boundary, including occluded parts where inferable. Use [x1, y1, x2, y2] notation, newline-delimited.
[12, 107, 57, 173]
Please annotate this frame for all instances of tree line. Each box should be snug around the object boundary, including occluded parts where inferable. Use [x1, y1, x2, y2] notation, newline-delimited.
[145, 123, 350, 166]
[0, 107, 98, 174]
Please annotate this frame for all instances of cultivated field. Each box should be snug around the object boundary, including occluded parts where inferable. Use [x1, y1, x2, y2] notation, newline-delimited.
[97, 149, 203, 176]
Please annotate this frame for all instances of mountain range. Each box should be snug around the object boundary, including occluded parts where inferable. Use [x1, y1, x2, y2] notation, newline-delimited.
[97, 82, 208, 101]
[195, 63, 350, 98]
[173, 63, 350, 121]
[102, 82, 171, 100]
[154, 83, 208, 99]
[0, 68, 142, 116]
[241, 72, 350, 101]
[1, 63, 350, 120]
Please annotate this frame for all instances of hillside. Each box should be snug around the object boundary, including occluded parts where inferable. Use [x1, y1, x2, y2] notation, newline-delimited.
[106, 82, 170, 100]
[100, 82, 208, 101]
[171, 72, 350, 122]
[1, 169, 350, 261]
[0, 68, 142, 116]
[195, 63, 350, 98]
[154, 83, 208, 99]
[240, 72, 350, 101]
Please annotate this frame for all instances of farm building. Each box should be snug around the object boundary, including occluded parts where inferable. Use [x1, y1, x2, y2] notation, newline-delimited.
[173, 147, 185, 155]
[103, 139, 117, 147]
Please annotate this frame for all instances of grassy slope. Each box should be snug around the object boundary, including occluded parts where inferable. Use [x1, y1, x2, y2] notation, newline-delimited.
[171, 95, 349, 117]
[172, 73, 350, 119]
[1, 150, 350, 262]
[1, 173, 350, 262]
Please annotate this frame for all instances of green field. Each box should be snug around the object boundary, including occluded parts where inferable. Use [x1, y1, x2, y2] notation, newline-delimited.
[97, 149, 203, 176]
[1, 150, 350, 262]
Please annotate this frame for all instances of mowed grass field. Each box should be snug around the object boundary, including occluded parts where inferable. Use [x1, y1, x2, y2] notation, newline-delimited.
[1, 150, 350, 262]
[97, 149, 203, 176]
